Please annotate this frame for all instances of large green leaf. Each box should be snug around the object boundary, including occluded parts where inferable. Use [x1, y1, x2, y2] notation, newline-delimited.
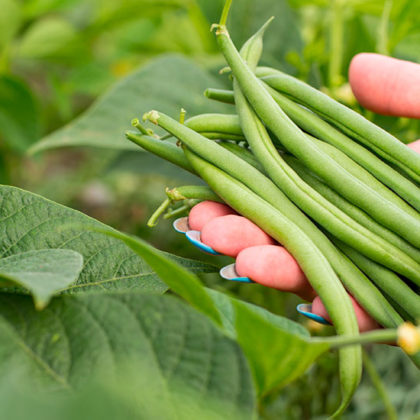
[0, 0, 21, 50]
[0, 75, 41, 153]
[30, 54, 232, 154]
[16, 17, 78, 59]
[0, 292, 256, 419]
[0, 185, 216, 295]
[0, 249, 83, 309]
[104, 226, 332, 395]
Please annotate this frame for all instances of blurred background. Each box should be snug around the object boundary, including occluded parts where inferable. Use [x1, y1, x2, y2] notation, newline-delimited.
[0, 0, 419, 418]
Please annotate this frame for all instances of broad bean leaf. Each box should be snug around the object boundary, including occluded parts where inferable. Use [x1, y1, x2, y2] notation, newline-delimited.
[0, 292, 256, 419]
[0, 249, 83, 309]
[106, 225, 332, 395]
[30, 55, 232, 154]
[16, 17, 78, 59]
[0, 0, 21, 50]
[0, 75, 41, 153]
[0, 185, 216, 295]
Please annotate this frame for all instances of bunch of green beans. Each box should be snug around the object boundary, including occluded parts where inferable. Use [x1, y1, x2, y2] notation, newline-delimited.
[126, 0, 420, 415]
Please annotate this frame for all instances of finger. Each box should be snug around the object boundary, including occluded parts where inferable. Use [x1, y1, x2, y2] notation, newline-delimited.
[349, 53, 420, 118]
[188, 200, 236, 231]
[408, 139, 420, 154]
[312, 294, 380, 332]
[201, 214, 276, 257]
[235, 244, 315, 300]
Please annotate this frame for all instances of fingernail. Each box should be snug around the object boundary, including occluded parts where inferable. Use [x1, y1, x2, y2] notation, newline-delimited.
[173, 217, 189, 234]
[296, 303, 331, 325]
[185, 230, 220, 255]
[220, 263, 253, 283]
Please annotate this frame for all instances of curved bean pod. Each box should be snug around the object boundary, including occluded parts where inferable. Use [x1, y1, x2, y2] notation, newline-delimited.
[186, 113, 242, 136]
[143, 110, 404, 327]
[214, 27, 420, 248]
[258, 67, 420, 183]
[126, 131, 193, 173]
[184, 147, 362, 416]
[334, 239, 420, 321]
[311, 139, 420, 223]
[284, 155, 420, 265]
[205, 85, 420, 211]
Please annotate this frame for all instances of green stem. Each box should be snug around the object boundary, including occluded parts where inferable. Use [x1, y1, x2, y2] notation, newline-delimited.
[363, 350, 397, 420]
[329, 0, 344, 88]
[377, 0, 393, 55]
[315, 329, 397, 348]
[166, 185, 221, 202]
[147, 198, 172, 227]
[219, 0, 233, 27]
[163, 204, 189, 219]
[131, 118, 154, 137]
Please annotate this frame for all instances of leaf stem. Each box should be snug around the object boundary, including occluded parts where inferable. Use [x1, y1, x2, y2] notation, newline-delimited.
[147, 198, 172, 227]
[219, 0, 233, 27]
[377, 0, 393, 55]
[363, 350, 397, 420]
[313, 328, 397, 348]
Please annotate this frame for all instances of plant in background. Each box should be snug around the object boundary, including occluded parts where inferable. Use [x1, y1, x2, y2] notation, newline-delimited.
[0, 0, 419, 418]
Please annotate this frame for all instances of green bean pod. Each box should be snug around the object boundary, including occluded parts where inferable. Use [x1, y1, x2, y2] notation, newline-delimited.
[144, 109, 403, 328]
[218, 141, 265, 172]
[263, 85, 420, 212]
[165, 185, 222, 203]
[184, 147, 362, 415]
[204, 84, 420, 209]
[284, 155, 420, 265]
[257, 68, 420, 183]
[222, 82, 420, 283]
[126, 131, 194, 173]
[186, 113, 242, 135]
[333, 240, 420, 322]
[214, 25, 420, 248]
[198, 132, 245, 141]
[310, 138, 420, 223]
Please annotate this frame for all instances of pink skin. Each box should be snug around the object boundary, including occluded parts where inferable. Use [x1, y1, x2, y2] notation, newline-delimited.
[408, 139, 420, 154]
[188, 201, 236, 231]
[185, 60, 420, 331]
[312, 295, 380, 333]
[349, 53, 420, 118]
[236, 245, 316, 301]
[200, 214, 276, 257]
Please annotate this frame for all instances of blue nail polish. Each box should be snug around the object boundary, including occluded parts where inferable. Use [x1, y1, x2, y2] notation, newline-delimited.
[220, 263, 253, 283]
[185, 230, 220, 255]
[296, 303, 331, 325]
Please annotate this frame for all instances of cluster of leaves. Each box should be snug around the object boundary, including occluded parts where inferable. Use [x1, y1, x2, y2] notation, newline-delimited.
[1, 0, 420, 417]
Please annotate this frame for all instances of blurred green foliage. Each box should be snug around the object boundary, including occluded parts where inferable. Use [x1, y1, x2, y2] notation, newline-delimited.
[0, 0, 419, 417]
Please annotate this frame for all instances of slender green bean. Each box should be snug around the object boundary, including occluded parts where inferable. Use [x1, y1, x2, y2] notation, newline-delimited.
[186, 113, 242, 135]
[223, 85, 420, 283]
[205, 88, 235, 104]
[204, 87, 235, 104]
[125, 131, 194, 173]
[143, 110, 407, 324]
[333, 239, 420, 321]
[258, 67, 420, 182]
[198, 132, 245, 141]
[218, 141, 265, 172]
[165, 185, 221, 202]
[214, 24, 420, 248]
[184, 147, 361, 417]
[311, 139, 420, 222]
[284, 155, 420, 265]
[263, 85, 420, 212]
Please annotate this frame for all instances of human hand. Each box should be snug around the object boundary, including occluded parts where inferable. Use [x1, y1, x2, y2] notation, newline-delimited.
[176, 53, 420, 332]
